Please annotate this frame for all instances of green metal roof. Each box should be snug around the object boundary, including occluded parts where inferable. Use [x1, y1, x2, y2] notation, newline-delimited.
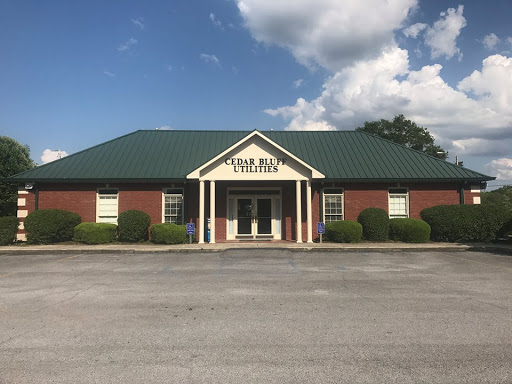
[6, 130, 494, 182]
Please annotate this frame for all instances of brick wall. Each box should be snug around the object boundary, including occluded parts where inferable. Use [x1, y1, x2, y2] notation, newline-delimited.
[15, 180, 478, 242]
[343, 184, 389, 221]
[38, 184, 97, 222]
[408, 183, 461, 218]
[118, 184, 166, 226]
[339, 182, 464, 220]
[464, 183, 482, 205]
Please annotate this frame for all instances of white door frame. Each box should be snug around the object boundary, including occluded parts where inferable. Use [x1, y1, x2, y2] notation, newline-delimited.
[226, 187, 282, 240]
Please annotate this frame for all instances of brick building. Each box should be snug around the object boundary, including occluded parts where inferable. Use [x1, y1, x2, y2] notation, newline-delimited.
[8, 130, 494, 243]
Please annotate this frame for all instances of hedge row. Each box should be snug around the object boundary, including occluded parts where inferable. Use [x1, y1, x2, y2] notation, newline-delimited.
[24, 209, 81, 244]
[72, 222, 191, 244]
[325, 220, 362, 243]
[325, 217, 431, 243]
[150, 223, 192, 244]
[0, 216, 19, 245]
[500, 218, 512, 240]
[73, 223, 118, 244]
[357, 208, 389, 241]
[389, 218, 431, 243]
[13, 204, 510, 246]
[118, 210, 151, 242]
[420, 204, 511, 242]
[18, 208, 193, 245]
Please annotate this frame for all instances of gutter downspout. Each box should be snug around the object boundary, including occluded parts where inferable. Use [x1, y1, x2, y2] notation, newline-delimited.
[319, 185, 324, 222]
[459, 182, 465, 205]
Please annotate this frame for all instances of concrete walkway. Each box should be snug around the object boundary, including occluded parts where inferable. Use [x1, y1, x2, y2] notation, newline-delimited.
[1, 241, 511, 255]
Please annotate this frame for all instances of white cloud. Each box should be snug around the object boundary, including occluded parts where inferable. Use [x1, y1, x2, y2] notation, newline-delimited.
[167, 65, 173, 72]
[482, 33, 500, 50]
[41, 149, 68, 164]
[131, 17, 144, 30]
[265, 98, 335, 131]
[200, 53, 221, 67]
[118, 38, 138, 52]
[237, 0, 417, 71]
[508, 37, 512, 47]
[265, 47, 512, 153]
[403, 23, 427, 38]
[240, 2, 512, 159]
[424, 5, 466, 60]
[452, 138, 512, 157]
[293, 79, 304, 88]
[265, 46, 409, 130]
[103, 71, 115, 77]
[458, 55, 512, 115]
[209, 13, 223, 29]
[486, 158, 512, 180]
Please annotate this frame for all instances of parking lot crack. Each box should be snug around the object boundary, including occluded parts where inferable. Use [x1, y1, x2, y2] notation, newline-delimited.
[33, 284, 95, 313]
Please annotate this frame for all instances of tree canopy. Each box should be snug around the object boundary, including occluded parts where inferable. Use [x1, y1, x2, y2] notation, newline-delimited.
[481, 185, 512, 212]
[356, 115, 447, 159]
[0, 136, 36, 216]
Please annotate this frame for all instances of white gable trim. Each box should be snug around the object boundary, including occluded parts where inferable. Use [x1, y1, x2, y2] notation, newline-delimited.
[186, 130, 325, 179]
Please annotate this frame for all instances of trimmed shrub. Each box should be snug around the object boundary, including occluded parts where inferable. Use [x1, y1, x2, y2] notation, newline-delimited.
[499, 217, 512, 240]
[73, 222, 117, 244]
[325, 220, 362, 243]
[0, 216, 19, 245]
[389, 218, 431, 243]
[420, 204, 510, 243]
[24, 209, 81, 244]
[150, 223, 192, 244]
[117, 210, 151, 242]
[357, 207, 389, 241]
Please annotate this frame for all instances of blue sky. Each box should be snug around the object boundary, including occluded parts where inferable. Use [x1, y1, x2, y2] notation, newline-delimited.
[1, 0, 512, 188]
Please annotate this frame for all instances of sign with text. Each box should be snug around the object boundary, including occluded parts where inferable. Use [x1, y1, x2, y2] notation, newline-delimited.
[317, 222, 325, 234]
[195, 136, 318, 181]
[224, 157, 287, 173]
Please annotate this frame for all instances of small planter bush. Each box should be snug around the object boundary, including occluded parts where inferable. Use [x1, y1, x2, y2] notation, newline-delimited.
[117, 210, 151, 242]
[150, 223, 192, 244]
[73, 222, 117, 244]
[357, 207, 389, 241]
[421, 204, 510, 242]
[389, 218, 431, 243]
[0, 216, 19, 245]
[24, 209, 81, 244]
[325, 220, 362, 243]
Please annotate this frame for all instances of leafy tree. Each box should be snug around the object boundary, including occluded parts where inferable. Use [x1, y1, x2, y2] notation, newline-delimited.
[0, 136, 36, 216]
[356, 114, 448, 159]
[481, 185, 512, 212]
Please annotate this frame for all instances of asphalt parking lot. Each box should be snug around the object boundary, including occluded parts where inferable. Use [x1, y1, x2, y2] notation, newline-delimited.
[1, 250, 511, 384]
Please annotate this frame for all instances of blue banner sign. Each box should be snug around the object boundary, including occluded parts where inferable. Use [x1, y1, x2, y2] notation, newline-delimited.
[317, 222, 325, 234]
[186, 223, 195, 235]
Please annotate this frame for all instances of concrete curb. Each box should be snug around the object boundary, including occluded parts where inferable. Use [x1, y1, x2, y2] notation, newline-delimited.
[2, 242, 511, 256]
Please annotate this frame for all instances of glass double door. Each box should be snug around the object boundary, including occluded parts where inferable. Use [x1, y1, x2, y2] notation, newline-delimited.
[237, 197, 272, 237]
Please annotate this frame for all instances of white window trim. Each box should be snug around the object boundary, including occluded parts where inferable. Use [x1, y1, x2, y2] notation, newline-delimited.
[96, 188, 119, 224]
[388, 187, 409, 219]
[323, 188, 344, 223]
[162, 188, 184, 224]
